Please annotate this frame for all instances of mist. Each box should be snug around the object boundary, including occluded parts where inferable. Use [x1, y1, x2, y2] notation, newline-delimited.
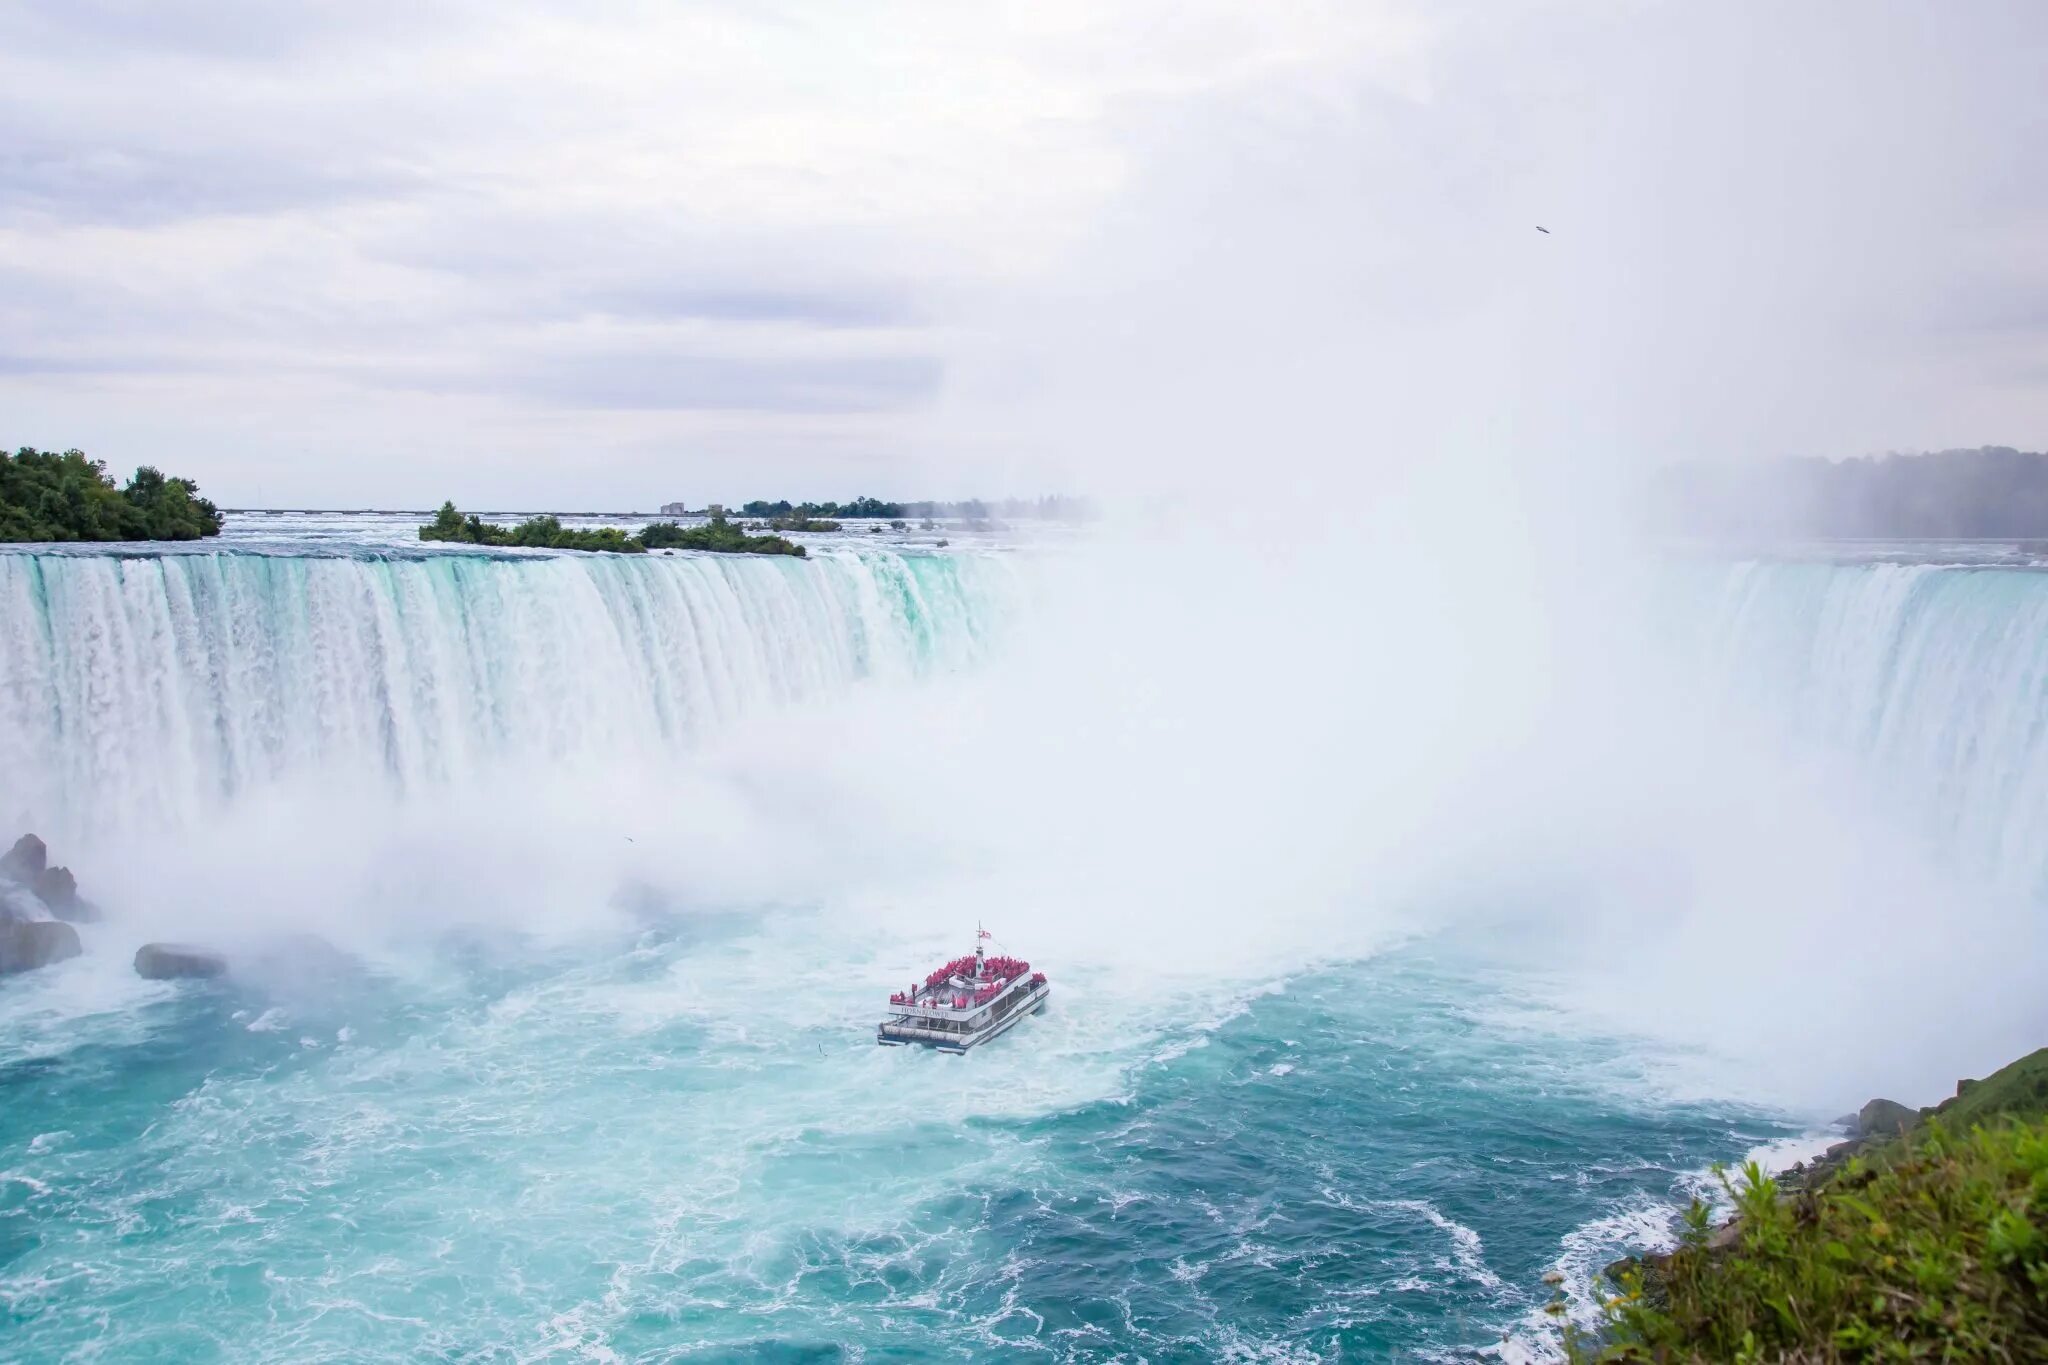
[36, 496, 2035, 1122]
[13, 0, 2048, 1121]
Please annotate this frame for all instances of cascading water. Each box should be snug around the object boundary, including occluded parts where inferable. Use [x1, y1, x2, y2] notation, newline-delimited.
[3, 535, 2044, 1362]
[0, 545, 1012, 840]
[1684, 559, 2048, 899]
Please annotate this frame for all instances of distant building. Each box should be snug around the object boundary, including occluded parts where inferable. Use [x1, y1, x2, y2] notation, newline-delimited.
[659, 501, 689, 516]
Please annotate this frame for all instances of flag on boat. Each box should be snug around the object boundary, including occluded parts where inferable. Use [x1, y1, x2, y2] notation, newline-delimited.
[977, 927, 992, 939]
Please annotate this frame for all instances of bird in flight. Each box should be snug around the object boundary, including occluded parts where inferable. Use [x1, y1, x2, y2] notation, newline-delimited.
[1536, 226, 1550, 234]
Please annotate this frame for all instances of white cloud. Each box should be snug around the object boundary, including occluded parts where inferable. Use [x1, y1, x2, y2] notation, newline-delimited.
[0, 0, 2042, 505]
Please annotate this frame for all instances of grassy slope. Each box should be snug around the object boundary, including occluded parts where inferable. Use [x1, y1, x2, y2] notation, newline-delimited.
[1939, 1048, 2048, 1133]
[1572, 1048, 2048, 1362]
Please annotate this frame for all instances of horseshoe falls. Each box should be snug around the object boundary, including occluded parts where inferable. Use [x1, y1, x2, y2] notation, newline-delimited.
[4, 530, 2046, 1363]
[0, 546, 1009, 843]
[1689, 559, 2048, 899]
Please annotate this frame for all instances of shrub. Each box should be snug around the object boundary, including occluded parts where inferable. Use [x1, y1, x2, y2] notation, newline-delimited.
[637, 512, 806, 557]
[420, 503, 645, 553]
[422, 502, 807, 557]
[1574, 1118, 2048, 1363]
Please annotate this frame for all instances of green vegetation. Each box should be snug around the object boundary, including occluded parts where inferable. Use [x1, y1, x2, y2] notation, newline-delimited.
[765, 516, 840, 532]
[2, 448, 223, 542]
[639, 514, 805, 557]
[737, 495, 1089, 521]
[1573, 1121, 2048, 1363]
[1572, 1048, 2048, 1362]
[420, 503, 805, 558]
[1939, 1048, 2048, 1134]
[741, 497, 898, 519]
[419, 503, 645, 553]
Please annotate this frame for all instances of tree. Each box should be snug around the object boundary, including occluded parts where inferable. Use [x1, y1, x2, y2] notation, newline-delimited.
[0, 448, 223, 542]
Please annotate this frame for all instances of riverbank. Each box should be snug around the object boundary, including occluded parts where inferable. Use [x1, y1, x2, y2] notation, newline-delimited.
[1576, 1047, 2048, 1361]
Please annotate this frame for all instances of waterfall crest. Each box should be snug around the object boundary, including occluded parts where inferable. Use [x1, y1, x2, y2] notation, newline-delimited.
[0, 547, 1011, 836]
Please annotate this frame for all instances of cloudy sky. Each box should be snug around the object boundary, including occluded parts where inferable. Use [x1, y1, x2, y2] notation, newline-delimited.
[2, 1, 2043, 508]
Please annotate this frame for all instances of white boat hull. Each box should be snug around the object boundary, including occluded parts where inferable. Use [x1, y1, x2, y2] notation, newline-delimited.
[877, 979, 1048, 1052]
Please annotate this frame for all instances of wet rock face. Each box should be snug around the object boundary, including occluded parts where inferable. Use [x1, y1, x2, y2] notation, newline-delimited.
[134, 943, 229, 981]
[1856, 1097, 1920, 1139]
[0, 834, 99, 922]
[1, 834, 48, 882]
[31, 865, 97, 921]
[0, 920, 82, 975]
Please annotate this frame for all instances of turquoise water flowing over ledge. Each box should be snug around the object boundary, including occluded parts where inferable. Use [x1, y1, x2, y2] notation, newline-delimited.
[1689, 559, 2048, 896]
[0, 545, 1012, 839]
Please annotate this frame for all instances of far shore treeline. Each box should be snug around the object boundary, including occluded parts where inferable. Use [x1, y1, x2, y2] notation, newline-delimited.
[420, 502, 806, 557]
[2, 448, 223, 543]
[1659, 446, 2048, 539]
[733, 495, 1089, 521]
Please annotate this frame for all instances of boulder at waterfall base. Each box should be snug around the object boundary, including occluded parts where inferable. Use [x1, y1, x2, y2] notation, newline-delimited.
[135, 943, 229, 980]
[0, 920, 82, 975]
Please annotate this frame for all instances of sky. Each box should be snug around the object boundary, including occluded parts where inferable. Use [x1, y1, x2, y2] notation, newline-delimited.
[1, 0, 2044, 509]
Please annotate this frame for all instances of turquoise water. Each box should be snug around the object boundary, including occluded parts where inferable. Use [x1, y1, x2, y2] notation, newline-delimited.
[7, 529, 2046, 1361]
[0, 921, 1802, 1362]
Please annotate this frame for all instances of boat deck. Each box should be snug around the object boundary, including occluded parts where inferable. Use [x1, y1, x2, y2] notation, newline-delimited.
[878, 947, 1048, 1052]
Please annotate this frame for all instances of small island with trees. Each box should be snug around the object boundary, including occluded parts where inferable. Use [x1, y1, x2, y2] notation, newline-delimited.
[419, 502, 806, 557]
[2, 448, 224, 543]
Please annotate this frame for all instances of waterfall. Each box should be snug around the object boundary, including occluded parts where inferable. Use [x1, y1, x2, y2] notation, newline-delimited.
[1685, 559, 2048, 897]
[0, 546, 1013, 837]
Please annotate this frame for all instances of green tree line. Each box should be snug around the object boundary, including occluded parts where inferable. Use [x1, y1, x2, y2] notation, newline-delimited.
[1657, 446, 2048, 539]
[737, 495, 1089, 521]
[1, 448, 224, 542]
[420, 503, 805, 557]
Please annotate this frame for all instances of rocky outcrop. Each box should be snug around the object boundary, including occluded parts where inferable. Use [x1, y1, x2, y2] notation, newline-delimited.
[0, 920, 82, 975]
[134, 943, 228, 981]
[31, 865, 97, 921]
[1, 833, 47, 881]
[0, 833, 101, 923]
[1853, 1097, 1919, 1139]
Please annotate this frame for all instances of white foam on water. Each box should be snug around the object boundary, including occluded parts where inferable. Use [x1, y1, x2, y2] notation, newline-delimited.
[1504, 1126, 1838, 1361]
[1369, 1198, 1505, 1294]
[0, 925, 178, 1070]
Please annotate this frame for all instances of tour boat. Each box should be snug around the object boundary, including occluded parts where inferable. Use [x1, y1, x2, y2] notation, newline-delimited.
[877, 934, 1049, 1053]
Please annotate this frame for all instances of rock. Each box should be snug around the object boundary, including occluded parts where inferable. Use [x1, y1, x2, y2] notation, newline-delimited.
[1956, 1077, 1978, 1099]
[0, 833, 47, 881]
[134, 943, 228, 981]
[33, 865, 76, 906]
[1855, 1097, 1919, 1139]
[30, 865, 98, 922]
[0, 920, 82, 975]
